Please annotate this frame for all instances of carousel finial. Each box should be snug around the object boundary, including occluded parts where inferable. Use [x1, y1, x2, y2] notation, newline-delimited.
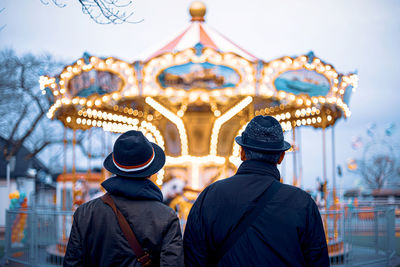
[190, 1, 206, 22]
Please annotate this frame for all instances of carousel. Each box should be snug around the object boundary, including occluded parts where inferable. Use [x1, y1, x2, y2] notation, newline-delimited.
[40, 1, 357, 259]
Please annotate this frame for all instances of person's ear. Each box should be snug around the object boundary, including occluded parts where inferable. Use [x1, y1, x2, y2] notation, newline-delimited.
[240, 146, 246, 161]
[277, 151, 285, 164]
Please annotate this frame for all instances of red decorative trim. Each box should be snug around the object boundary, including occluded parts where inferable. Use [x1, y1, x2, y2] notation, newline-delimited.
[112, 149, 155, 169]
[199, 24, 218, 50]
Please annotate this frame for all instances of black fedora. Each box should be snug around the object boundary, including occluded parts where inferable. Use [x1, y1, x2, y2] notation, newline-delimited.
[235, 115, 291, 152]
[103, 130, 166, 178]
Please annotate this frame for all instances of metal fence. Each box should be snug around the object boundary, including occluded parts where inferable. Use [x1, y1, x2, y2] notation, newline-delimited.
[1, 207, 396, 267]
[320, 207, 396, 266]
[3, 208, 73, 267]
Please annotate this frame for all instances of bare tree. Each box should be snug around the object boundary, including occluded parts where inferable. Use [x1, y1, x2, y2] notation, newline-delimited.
[41, 0, 142, 24]
[357, 155, 395, 190]
[44, 128, 109, 173]
[350, 127, 398, 190]
[0, 8, 6, 31]
[0, 49, 110, 177]
[0, 50, 63, 163]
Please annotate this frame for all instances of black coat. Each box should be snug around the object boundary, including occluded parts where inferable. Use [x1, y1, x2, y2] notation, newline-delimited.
[64, 176, 184, 267]
[184, 160, 329, 267]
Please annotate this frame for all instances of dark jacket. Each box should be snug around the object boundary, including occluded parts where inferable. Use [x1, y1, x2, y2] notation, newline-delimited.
[64, 176, 184, 267]
[184, 160, 329, 267]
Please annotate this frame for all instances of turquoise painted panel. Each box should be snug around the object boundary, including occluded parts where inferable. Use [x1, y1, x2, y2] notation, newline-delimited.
[274, 69, 330, 97]
[343, 85, 353, 105]
[68, 70, 123, 97]
[157, 62, 240, 90]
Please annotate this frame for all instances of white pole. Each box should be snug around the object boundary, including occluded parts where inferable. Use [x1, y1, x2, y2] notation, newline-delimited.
[298, 128, 303, 188]
[332, 126, 337, 204]
[322, 127, 327, 207]
[6, 161, 10, 195]
[292, 128, 298, 186]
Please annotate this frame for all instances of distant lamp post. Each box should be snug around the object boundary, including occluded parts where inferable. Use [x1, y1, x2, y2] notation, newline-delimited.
[26, 168, 37, 178]
[6, 156, 16, 195]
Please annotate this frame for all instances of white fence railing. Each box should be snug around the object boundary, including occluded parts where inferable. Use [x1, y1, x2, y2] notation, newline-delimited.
[320, 207, 396, 266]
[1, 206, 396, 266]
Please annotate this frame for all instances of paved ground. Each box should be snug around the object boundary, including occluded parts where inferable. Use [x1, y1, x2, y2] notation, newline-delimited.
[1, 238, 400, 266]
[1, 253, 400, 267]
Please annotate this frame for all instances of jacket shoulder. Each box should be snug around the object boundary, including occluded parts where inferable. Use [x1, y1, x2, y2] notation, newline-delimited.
[276, 183, 316, 209]
[74, 197, 104, 215]
[144, 199, 177, 217]
[111, 195, 178, 222]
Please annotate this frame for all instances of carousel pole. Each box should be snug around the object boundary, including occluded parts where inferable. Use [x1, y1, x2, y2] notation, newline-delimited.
[101, 130, 106, 182]
[224, 156, 229, 178]
[322, 127, 327, 205]
[281, 150, 286, 183]
[109, 132, 112, 156]
[107, 131, 113, 179]
[332, 125, 337, 205]
[298, 128, 303, 188]
[63, 127, 67, 209]
[332, 125, 338, 241]
[72, 130, 77, 208]
[322, 126, 328, 243]
[292, 127, 298, 187]
[62, 127, 67, 241]
[87, 129, 92, 179]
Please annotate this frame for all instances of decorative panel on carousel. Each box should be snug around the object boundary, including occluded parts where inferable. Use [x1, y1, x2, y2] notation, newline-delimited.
[257, 52, 358, 130]
[141, 45, 257, 101]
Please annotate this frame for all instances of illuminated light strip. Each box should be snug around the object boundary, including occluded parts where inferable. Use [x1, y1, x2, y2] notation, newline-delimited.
[166, 155, 226, 189]
[142, 47, 256, 99]
[166, 155, 226, 165]
[229, 122, 248, 167]
[156, 169, 165, 186]
[229, 155, 242, 167]
[210, 96, 253, 155]
[43, 56, 139, 118]
[47, 100, 62, 119]
[140, 120, 165, 149]
[145, 97, 188, 155]
[100, 121, 165, 149]
[231, 123, 248, 158]
[73, 109, 165, 150]
[115, 121, 164, 149]
[39, 76, 56, 91]
[259, 54, 357, 119]
[260, 54, 341, 99]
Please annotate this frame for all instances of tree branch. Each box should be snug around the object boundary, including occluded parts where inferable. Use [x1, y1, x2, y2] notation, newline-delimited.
[9, 112, 45, 159]
[7, 105, 28, 146]
[25, 141, 51, 160]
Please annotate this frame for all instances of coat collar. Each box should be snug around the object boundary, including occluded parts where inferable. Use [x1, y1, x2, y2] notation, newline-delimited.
[236, 160, 281, 180]
[101, 175, 163, 202]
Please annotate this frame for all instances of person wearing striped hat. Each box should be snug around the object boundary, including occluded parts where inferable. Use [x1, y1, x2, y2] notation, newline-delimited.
[64, 130, 184, 267]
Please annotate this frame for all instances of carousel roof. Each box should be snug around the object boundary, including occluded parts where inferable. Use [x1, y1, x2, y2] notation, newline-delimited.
[40, 1, 358, 185]
[140, 2, 257, 62]
[40, 1, 359, 187]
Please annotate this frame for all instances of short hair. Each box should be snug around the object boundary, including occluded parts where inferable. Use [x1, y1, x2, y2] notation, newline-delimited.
[243, 147, 282, 164]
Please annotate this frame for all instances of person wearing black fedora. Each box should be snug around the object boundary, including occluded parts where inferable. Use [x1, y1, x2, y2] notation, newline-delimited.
[64, 130, 184, 267]
[184, 116, 329, 267]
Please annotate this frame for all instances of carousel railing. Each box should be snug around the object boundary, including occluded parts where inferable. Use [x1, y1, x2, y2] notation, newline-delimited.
[3, 208, 73, 267]
[320, 206, 396, 266]
[1, 206, 396, 267]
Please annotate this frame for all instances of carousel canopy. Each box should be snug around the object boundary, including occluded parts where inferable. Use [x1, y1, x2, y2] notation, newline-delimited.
[140, 2, 257, 62]
[40, 1, 358, 187]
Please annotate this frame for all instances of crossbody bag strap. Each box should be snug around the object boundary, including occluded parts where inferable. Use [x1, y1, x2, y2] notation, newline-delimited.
[215, 180, 282, 263]
[101, 193, 152, 267]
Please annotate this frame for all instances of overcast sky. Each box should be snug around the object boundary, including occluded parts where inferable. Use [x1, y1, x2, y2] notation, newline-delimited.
[1, 0, 399, 192]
